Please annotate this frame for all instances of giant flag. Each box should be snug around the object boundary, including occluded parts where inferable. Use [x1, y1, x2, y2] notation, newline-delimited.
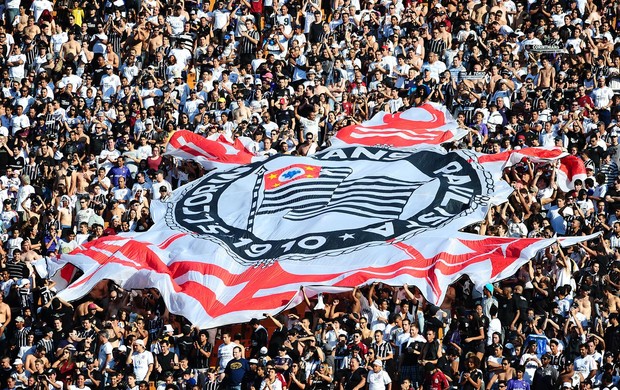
[49, 144, 595, 328]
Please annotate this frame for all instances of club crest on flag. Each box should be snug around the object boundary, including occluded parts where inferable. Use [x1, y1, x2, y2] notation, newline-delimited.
[264, 165, 322, 189]
[165, 146, 494, 265]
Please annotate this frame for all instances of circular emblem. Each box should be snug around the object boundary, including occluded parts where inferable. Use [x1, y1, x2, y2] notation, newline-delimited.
[165, 147, 493, 265]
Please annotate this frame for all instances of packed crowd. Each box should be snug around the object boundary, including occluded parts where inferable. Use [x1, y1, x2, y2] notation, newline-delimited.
[2, 0, 620, 388]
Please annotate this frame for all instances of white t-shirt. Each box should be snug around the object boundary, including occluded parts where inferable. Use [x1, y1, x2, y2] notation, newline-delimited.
[131, 350, 154, 381]
[574, 355, 597, 379]
[299, 116, 320, 139]
[8, 54, 26, 80]
[100, 74, 121, 102]
[167, 15, 186, 35]
[370, 304, 389, 332]
[30, 0, 53, 21]
[98, 342, 114, 371]
[140, 88, 163, 109]
[367, 370, 392, 390]
[218, 342, 236, 371]
[212, 9, 229, 30]
[98, 149, 121, 174]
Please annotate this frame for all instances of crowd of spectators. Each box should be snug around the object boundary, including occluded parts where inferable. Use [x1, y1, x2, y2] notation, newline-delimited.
[2, 0, 620, 389]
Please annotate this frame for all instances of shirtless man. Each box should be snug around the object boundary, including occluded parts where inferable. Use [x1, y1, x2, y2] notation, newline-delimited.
[146, 26, 163, 57]
[21, 240, 41, 262]
[489, 0, 508, 25]
[603, 286, 620, 313]
[58, 197, 73, 234]
[488, 357, 515, 388]
[25, 348, 49, 374]
[14, 6, 29, 33]
[71, 164, 93, 197]
[126, 13, 150, 56]
[232, 97, 252, 124]
[60, 30, 80, 61]
[574, 287, 593, 323]
[0, 294, 11, 338]
[74, 301, 104, 321]
[537, 58, 556, 90]
[23, 17, 41, 40]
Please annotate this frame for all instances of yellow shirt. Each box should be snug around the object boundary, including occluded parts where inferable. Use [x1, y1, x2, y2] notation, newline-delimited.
[71, 7, 84, 26]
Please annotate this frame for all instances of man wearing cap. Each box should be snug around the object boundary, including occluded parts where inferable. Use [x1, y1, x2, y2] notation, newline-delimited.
[422, 362, 448, 390]
[11, 357, 28, 387]
[367, 360, 391, 390]
[127, 339, 154, 382]
[151, 170, 172, 201]
[12, 316, 29, 350]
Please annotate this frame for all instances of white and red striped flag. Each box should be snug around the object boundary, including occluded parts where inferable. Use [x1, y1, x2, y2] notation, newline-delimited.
[478, 148, 587, 192]
[166, 131, 264, 170]
[331, 102, 468, 148]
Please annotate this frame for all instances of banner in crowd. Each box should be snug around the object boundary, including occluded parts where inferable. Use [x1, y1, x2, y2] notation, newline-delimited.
[166, 132, 261, 170]
[51, 145, 592, 327]
[478, 148, 587, 191]
[319, 103, 467, 148]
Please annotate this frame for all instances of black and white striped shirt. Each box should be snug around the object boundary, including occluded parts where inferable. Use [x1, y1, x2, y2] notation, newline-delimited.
[426, 39, 447, 58]
[13, 326, 30, 349]
[370, 340, 393, 360]
[37, 337, 54, 357]
[239, 29, 260, 55]
[22, 162, 40, 184]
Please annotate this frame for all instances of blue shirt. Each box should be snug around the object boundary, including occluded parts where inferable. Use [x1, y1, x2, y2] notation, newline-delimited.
[507, 378, 530, 390]
[107, 165, 131, 187]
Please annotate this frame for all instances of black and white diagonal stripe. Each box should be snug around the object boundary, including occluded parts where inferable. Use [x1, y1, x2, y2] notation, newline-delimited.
[285, 176, 421, 220]
[257, 167, 352, 215]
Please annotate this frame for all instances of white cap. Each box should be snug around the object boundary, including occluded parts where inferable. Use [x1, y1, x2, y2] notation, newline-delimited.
[57, 81, 66, 89]
[18, 279, 30, 288]
[134, 339, 145, 346]
[13, 359, 23, 366]
[373, 360, 383, 367]
[163, 324, 174, 333]
[260, 346, 268, 354]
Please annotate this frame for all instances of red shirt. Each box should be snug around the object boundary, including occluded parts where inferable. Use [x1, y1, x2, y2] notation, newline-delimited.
[425, 369, 449, 390]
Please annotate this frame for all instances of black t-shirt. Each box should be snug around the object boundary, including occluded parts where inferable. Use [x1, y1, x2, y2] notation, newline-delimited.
[58, 92, 73, 109]
[8, 156, 25, 171]
[268, 326, 287, 357]
[0, 147, 11, 171]
[176, 334, 194, 360]
[586, 145, 605, 168]
[309, 22, 324, 44]
[156, 351, 178, 378]
[340, 367, 367, 390]
[90, 133, 107, 155]
[514, 293, 529, 322]
[497, 297, 517, 326]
